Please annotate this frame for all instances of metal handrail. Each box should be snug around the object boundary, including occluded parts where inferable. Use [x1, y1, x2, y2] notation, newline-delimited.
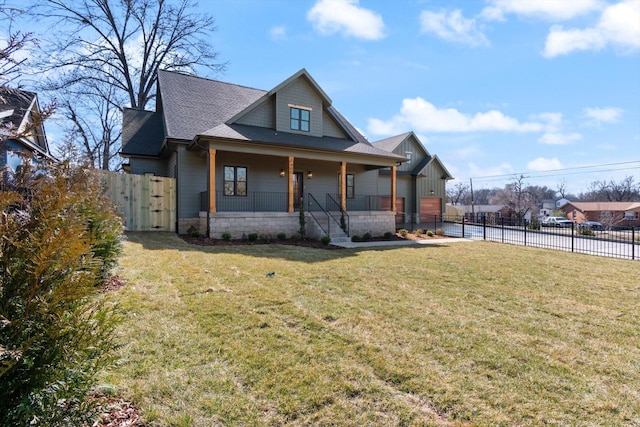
[306, 193, 330, 237]
[326, 194, 349, 236]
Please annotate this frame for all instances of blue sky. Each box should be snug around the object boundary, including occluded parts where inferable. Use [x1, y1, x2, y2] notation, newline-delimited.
[203, 0, 639, 194]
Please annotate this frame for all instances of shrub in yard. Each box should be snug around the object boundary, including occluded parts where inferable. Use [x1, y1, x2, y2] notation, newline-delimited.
[248, 233, 258, 242]
[426, 230, 434, 237]
[398, 228, 409, 237]
[221, 232, 231, 241]
[320, 235, 331, 245]
[579, 228, 595, 236]
[0, 162, 122, 425]
[363, 232, 372, 241]
[187, 225, 200, 238]
[384, 231, 394, 239]
[277, 232, 287, 241]
[435, 228, 445, 236]
[351, 235, 362, 242]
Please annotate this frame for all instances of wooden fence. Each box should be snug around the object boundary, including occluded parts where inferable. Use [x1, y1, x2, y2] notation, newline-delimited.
[100, 171, 176, 231]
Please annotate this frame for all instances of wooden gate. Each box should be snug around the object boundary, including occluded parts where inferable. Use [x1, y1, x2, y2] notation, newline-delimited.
[100, 171, 176, 231]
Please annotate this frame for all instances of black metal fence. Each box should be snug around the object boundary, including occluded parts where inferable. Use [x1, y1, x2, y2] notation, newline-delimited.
[428, 215, 638, 261]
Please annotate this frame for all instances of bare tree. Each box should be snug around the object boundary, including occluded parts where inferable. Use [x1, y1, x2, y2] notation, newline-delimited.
[30, 0, 226, 169]
[580, 175, 640, 201]
[1, 5, 54, 161]
[490, 175, 537, 222]
[446, 182, 468, 205]
[0, 5, 34, 87]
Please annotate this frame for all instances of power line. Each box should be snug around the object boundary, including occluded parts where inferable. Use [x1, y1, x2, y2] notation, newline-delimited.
[470, 161, 640, 183]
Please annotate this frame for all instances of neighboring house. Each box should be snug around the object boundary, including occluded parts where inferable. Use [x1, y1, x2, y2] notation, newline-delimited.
[0, 89, 54, 173]
[372, 132, 453, 228]
[457, 204, 509, 223]
[121, 69, 411, 239]
[559, 201, 640, 228]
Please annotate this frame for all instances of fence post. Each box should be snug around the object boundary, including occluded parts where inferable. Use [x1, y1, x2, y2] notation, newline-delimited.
[523, 219, 527, 246]
[632, 228, 635, 261]
[571, 223, 575, 253]
[462, 214, 465, 238]
[483, 216, 486, 240]
[501, 217, 504, 243]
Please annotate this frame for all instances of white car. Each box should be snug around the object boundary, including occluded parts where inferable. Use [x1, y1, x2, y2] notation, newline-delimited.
[541, 217, 573, 227]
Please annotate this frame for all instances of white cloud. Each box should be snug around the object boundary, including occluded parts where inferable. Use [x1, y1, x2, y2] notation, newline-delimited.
[269, 26, 287, 40]
[583, 107, 623, 125]
[367, 97, 545, 135]
[527, 157, 564, 171]
[543, 0, 640, 57]
[307, 0, 385, 40]
[481, 0, 603, 21]
[419, 9, 489, 47]
[538, 132, 582, 145]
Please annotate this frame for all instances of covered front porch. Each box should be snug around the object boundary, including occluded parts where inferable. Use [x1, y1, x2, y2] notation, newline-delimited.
[197, 146, 401, 240]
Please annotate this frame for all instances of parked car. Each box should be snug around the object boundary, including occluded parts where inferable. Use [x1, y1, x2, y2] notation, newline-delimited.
[541, 217, 573, 227]
[578, 221, 603, 231]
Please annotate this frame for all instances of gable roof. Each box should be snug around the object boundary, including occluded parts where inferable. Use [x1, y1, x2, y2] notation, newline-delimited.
[372, 132, 414, 153]
[372, 132, 453, 179]
[0, 88, 52, 158]
[123, 69, 405, 163]
[121, 108, 165, 156]
[157, 70, 266, 141]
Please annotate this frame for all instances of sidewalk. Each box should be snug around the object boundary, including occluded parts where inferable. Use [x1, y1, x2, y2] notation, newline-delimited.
[333, 237, 473, 249]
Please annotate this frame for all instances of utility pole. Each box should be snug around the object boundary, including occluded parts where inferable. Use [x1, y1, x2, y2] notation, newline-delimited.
[470, 177, 475, 221]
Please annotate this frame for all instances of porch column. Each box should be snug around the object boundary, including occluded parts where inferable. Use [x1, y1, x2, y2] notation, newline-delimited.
[390, 165, 397, 212]
[340, 161, 347, 211]
[208, 148, 216, 213]
[287, 156, 294, 213]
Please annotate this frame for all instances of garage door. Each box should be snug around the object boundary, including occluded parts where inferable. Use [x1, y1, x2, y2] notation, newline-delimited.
[420, 198, 441, 222]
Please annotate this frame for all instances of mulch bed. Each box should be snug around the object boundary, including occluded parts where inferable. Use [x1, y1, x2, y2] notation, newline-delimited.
[180, 232, 445, 250]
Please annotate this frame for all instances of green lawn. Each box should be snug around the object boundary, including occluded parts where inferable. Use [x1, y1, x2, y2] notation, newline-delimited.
[101, 232, 640, 426]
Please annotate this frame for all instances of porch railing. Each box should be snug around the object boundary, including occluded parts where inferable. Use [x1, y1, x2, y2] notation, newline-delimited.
[199, 191, 396, 214]
[201, 191, 288, 212]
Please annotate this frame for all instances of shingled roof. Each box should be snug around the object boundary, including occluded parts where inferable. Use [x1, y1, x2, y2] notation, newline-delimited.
[122, 69, 405, 162]
[158, 70, 266, 141]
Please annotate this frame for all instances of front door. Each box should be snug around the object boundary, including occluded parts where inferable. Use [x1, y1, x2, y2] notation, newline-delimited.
[293, 172, 303, 209]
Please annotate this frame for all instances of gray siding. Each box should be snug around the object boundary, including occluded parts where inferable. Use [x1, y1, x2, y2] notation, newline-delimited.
[129, 158, 166, 176]
[322, 110, 348, 138]
[178, 147, 207, 217]
[396, 135, 427, 173]
[236, 97, 276, 128]
[275, 78, 323, 137]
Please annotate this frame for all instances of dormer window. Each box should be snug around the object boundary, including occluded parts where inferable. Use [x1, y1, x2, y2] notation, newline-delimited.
[290, 106, 310, 132]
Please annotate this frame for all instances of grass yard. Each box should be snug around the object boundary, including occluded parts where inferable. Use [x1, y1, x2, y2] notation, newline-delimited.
[101, 232, 640, 426]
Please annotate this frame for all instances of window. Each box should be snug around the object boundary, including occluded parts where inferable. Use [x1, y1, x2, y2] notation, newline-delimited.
[223, 166, 247, 196]
[290, 107, 310, 132]
[405, 151, 412, 165]
[625, 211, 635, 221]
[339, 173, 355, 199]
